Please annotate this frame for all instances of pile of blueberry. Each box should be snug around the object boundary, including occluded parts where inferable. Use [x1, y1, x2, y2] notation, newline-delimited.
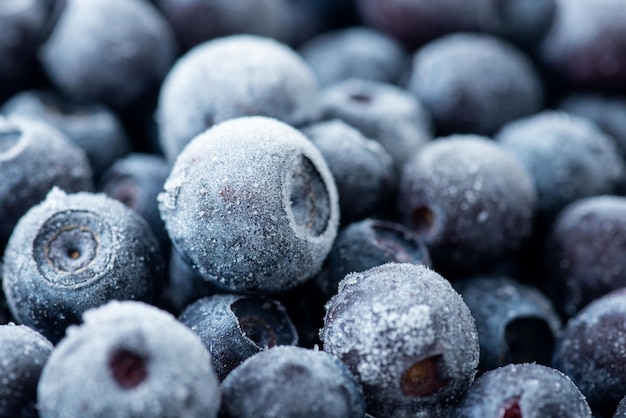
[3, 0, 626, 417]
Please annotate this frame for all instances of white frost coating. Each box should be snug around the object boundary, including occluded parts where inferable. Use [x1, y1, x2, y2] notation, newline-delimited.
[354, 303, 435, 385]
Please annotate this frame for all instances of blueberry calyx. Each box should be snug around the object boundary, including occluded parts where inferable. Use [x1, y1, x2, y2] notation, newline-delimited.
[288, 155, 330, 237]
[400, 354, 450, 397]
[109, 349, 148, 389]
[410, 205, 436, 236]
[46, 226, 99, 273]
[500, 396, 522, 418]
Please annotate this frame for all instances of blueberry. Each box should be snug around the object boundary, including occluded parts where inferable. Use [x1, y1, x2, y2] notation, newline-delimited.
[545, 195, 626, 318]
[397, 135, 536, 275]
[157, 35, 318, 161]
[99, 153, 171, 254]
[220, 346, 365, 418]
[408, 33, 544, 136]
[456, 363, 592, 418]
[454, 276, 561, 372]
[301, 119, 396, 224]
[37, 301, 221, 418]
[2, 89, 131, 179]
[540, 0, 626, 91]
[0, 115, 93, 253]
[179, 294, 297, 380]
[495, 111, 625, 218]
[159, 116, 339, 294]
[299, 26, 407, 87]
[552, 288, 626, 417]
[615, 395, 626, 418]
[2, 188, 165, 343]
[355, 0, 494, 48]
[0, 324, 53, 418]
[39, 0, 177, 110]
[319, 78, 432, 173]
[321, 263, 479, 417]
[316, 218, 431, 299]
[559, 93, 626, 160]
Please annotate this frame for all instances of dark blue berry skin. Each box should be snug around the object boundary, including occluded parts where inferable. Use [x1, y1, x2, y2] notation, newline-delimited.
[0, 324, 53, 418]
[544, 196, 626, 318]
[159, 117, 339, 294]
[559, 94, 626, 160]
[540, 0, 626, 92]
[299, 27, 407, 87]
[99, 153, 171, 254]
[2, 89, 131, 179]
[356, 0, 494, 49]
[456, 363, 592, 418]
[220, 346, 365, 418]
[408, 33, 544, 136]
[454, 276, 561, 373]
[179, 294, 297, 381]
[321, 263, 479, 418]
[319, 78, 432, 173]
[0, 0, 56, 101]
[495, 111, 625, 219]
[2, 188, 165, 344]
[157, 35, 318, 161]
[37, 301, 221, 418]
[39, 0, 177, 111]
[301, 119, 396, 224]
[165, 249, 217, 314]
[552, 288, 626, 417]
[0, 116, 93, 253]
[315, 218, 431, 299]
[398, 135, 536, 276]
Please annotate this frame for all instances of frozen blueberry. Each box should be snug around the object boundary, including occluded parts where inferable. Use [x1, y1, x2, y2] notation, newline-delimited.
[356, 0, 494, 48]
[456, 363, 592, 418]
[2, 89, 131, 179]
[0, 0, 56, 101]
[495, 111, 625, 218]
[220, 346, 365, 418]
[37, 301, 221, 417]
[0, 115, 93, 253]
[321, 263, 479, 417]
[299, 26, 407, 87]
[454, 276, 561, 372]
[159, 116, 339, 294]
[179, 294, 297, 380]
[39, 0, 177, 110]
[491, 0, 557, 48]
[99, 153, 171, 253]
[408, 33, 544, 136]
[559, 93, 626, 160]
[552, 288, 626, 417]
[397, 135, 537, 275]
[2, 188, 165, 343]
[316, 218, 431, 299]
[540, 0, 626, 91]
[0, 324, 53, 418]
[301, 119, 396, 223]
[319, 78, 432, 173]
[544, 195, 626, 318]
[157, 35, 318, 161]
